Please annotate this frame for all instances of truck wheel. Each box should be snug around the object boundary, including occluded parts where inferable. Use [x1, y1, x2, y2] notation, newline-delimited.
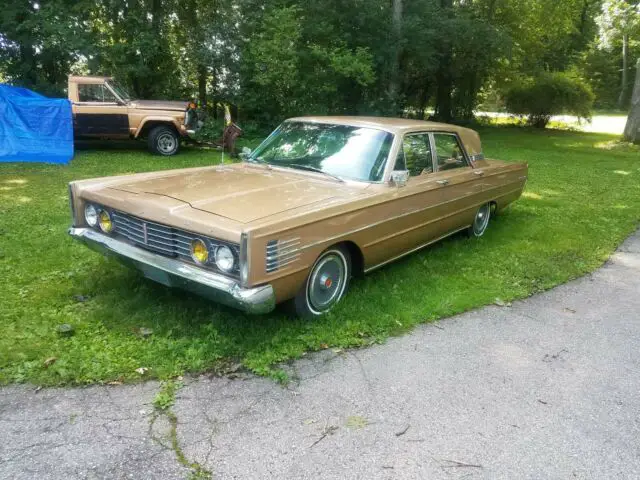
[292, 246, 351, 319]
[148, 126, 180, 156]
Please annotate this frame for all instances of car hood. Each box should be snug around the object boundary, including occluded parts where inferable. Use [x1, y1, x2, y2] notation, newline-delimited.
[107, 164, 367, 223]
[128, 100, 187, 111]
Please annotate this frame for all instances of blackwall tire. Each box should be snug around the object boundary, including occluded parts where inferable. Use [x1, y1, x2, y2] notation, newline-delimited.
[148, 126, 180, 156]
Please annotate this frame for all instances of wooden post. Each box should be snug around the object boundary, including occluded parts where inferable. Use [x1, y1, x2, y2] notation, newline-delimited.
[624, 59, 640, 144]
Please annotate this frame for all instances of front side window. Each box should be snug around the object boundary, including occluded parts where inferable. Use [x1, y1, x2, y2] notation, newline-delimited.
[78, 84, 117, 103]
[249, 122, 393, 182]
[434, 133, 468, 171]
[106, 80, 130, 102]
[397, 133, 433, 177]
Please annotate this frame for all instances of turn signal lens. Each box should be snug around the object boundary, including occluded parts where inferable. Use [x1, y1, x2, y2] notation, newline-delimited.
[190, 239, 209, 264]
[98, 210, 113, 233]
[85, 204, 98, 227]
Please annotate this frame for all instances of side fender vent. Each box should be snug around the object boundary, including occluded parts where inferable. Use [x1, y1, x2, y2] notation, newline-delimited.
[266, 237, 301, 273]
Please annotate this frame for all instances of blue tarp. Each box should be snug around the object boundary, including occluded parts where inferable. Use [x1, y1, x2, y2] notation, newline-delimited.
[0, 84, 74, 164]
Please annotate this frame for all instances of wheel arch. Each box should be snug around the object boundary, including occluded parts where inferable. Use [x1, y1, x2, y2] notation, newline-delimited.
[335, 240, 364, 278]
[136, 118, 181, 138]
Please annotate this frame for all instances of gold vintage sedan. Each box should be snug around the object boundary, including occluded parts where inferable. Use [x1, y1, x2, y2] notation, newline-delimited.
[68, 117, 527, 317]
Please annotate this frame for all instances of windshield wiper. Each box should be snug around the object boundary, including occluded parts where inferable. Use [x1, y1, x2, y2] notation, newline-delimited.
[288, 164, 345, 183]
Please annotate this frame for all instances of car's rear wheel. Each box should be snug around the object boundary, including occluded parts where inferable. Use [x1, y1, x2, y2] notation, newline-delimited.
[468, 202, 491, 237]
[292, 246, 351, 319]
[148, 125, 180, 156]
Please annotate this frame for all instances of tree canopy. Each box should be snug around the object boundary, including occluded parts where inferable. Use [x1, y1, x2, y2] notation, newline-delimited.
[1, 0, 638, 125]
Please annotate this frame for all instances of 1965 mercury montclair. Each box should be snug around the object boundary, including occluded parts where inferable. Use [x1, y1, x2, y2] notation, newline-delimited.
[68, 117, 527, 317]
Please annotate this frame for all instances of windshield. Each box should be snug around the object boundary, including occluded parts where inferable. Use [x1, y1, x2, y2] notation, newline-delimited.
[106, 80, 131, 102]
[249, 122, 394, 182]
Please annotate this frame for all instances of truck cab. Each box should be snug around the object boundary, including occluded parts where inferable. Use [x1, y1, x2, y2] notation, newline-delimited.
[68, 76, 199, 156]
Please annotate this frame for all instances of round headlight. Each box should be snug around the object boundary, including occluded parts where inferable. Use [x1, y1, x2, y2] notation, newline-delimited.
[190, 239, 209, 265]
[214, 245, 235, 272]
[85, 204, 98, 227]
[98, 209, 113, 233]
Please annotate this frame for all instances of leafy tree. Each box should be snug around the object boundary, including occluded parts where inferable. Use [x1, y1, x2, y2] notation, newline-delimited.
[0, 0, 94, 95]
[596, 0, 640, 108]
[505, 72, 595, 127]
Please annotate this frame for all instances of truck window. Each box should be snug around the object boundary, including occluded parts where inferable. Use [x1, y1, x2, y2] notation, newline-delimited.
[78, 84, 117, 103]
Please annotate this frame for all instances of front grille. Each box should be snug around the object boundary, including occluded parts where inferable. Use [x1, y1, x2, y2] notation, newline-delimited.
[111, 211, 239, 276]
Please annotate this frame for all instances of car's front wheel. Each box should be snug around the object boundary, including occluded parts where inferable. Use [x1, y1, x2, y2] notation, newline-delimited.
[148, 125, 180, 156]
[292, 246, 351, 319]
[468, 202, 491, 237]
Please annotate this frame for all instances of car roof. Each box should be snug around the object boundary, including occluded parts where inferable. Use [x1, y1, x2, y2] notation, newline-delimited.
[285, 116, 483, 156]
[68, 76, 113, 84]
[286, 116, 469, 134]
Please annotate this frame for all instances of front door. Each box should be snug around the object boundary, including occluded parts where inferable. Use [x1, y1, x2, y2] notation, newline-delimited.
[73, 83, 129, 138]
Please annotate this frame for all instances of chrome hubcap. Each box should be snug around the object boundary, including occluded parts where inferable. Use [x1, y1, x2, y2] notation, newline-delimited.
[308, 253, 345, 312]
[473, 204, 491, 236]
[157, 133, 177, 154]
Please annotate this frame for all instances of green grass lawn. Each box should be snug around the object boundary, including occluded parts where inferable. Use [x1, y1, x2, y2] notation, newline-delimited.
[1, 128, 639, 386]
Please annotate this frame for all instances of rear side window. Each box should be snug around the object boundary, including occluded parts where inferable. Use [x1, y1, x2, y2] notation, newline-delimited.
[78, 84, 117, 103]
[399, 133, 433, 177]
[434, 134, 468, 171]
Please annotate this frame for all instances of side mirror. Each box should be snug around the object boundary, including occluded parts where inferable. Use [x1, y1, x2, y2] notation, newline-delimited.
[390, 170, 409, 187]
[239, 146, 252, 161]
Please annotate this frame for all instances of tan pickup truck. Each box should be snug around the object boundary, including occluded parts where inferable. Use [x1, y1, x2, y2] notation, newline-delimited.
[68, 76, 199, 156]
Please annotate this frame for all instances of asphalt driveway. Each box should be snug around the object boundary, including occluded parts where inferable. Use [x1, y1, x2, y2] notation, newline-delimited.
[1, 229, 639, 479]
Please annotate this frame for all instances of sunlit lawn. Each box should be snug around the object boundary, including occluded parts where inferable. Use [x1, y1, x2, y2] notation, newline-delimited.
[1, 128, 639, 385]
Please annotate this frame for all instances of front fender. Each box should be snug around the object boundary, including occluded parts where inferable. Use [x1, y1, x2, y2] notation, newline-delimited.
[134, 116, 185, 138]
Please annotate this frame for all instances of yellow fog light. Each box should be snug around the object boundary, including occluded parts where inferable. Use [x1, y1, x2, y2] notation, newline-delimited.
[190, 239, 209, 264]
[98, 210, 113, 233]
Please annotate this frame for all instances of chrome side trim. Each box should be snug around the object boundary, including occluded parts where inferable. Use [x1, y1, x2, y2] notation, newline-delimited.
[364, 226, 470, 274]
[294, 183, 524, 254]
[240, 232, 249, 287]
[362, 203, 476, 248]
[69, 228, 275, 315]
[68, 183, 76, 227]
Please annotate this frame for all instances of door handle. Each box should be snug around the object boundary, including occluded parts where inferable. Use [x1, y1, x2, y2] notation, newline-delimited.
[474, 170, 484, 176]
[436, 179, 449, 185]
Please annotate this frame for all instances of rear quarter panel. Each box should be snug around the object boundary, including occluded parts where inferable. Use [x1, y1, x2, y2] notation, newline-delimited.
[475, 159, 528, 211]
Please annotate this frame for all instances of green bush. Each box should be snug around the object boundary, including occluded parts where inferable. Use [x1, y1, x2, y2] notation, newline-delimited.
[505, 73, 594, 128]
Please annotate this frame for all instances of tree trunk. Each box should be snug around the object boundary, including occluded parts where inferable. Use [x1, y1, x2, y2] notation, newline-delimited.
[434, 0, 453, 122]
[623, 59, 640, 144]
[197, 65, 207, 107]
[618, 33, 629, 110]
[388, 0, 403, 111]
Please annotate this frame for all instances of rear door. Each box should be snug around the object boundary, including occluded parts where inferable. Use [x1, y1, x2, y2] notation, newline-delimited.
[73, 83, 129, 138]
[427, 132, 484, 231]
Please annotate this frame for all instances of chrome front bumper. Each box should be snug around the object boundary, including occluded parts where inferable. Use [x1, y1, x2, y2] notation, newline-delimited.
[68, 228, 275, 315]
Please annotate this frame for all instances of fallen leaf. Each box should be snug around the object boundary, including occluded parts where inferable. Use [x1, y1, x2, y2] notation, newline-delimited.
[346, 415, 369, 429]
[43, 357, 57, 368]
[139, 327, 153, 337]
[57, 323, 74, 336]
[320, 343, 329, 349]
